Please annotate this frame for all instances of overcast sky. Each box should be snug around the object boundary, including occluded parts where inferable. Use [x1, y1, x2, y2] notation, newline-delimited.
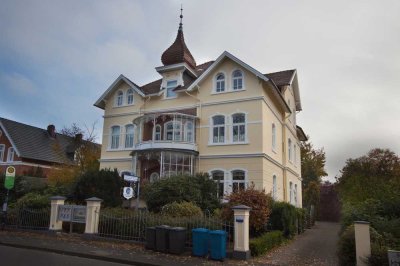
[1, 0, 399, 181]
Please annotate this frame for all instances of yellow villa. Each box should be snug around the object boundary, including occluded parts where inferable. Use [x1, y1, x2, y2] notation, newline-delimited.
[94, 14, 307, 207]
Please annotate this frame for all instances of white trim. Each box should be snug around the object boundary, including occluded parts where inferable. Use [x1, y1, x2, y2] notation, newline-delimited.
[0, 161, 53, 168]
[109, 124, 122, 150]
[7, 147, 15, 162]
[114, 90, 124, 107]
[231, 68, 245, 91]
[155, 62, 198, 78]
[209, 114, 227, 145]
[126, 88, 135, 105]
[164, 79, 178, 99]
[0, 144, 5, 162]
[213, 71, 227, 93]
[230, 112, 248, 144]
[99, 157, 132, 162]
[124, 124, 135, 149]
[0, 121, 21, 156]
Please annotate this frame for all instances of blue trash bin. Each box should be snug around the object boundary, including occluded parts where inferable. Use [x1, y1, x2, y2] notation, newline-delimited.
[209, 230, 226, 261]
[192, 228, 209, 257]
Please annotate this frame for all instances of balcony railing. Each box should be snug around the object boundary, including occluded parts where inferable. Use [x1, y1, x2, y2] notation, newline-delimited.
[135, 140, 198, 151]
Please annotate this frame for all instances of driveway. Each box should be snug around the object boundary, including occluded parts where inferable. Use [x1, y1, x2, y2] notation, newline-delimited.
[253, 221, 341, 266]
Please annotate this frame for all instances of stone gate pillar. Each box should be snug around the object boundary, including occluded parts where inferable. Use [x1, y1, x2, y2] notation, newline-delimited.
[232, 205, 251, 260]
[49, 196, 66, 231]
[354, 221, 371, 266]
[85, 197, 102, 234]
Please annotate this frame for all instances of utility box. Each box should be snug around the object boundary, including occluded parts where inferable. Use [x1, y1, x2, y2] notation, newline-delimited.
[209, 230, 227, 261]
[145, 227, 156, 250]
[168, 227, 187, 254]
[156, 225, 170, 252]
[192, 228, 209, 257]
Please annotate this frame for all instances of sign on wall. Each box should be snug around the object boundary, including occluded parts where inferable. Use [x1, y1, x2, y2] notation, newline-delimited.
[58, 205, 86, 223]
[123, 187, 134, 199]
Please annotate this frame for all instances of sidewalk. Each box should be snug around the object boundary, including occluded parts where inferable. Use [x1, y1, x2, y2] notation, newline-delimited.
[0, 230, 248, 266]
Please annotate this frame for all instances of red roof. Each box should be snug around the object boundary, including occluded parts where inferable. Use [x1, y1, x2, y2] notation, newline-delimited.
[161, 27, 196, 69]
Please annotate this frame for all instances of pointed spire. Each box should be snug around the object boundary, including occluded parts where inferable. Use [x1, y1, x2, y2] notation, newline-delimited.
[161, 6, 196, 69]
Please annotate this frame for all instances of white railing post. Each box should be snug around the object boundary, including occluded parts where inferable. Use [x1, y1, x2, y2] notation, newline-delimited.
[232, 205, 251, 260]
[49, 196, 66, 231]
[85, 197, 102, 234]
[354, 221, 371, 266]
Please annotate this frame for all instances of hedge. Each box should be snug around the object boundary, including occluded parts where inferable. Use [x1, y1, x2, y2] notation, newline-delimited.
[249, 230, 285, 256]
[268, 202, 297, 238]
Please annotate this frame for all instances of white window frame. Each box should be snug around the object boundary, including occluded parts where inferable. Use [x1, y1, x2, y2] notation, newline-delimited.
[184, 121, 194, 142]
[272, 123, 277, 151]
[115, 90, 124, 107]
[232, 69, 244, 91]
[231, 113, 246, 143]
[294, 144, 297, 165]
[0, 144, 5, 162]
[110, 125, 121, 149]
[289, 181, 293, 204]
[272, 174, 277, 200]
[211, 115, 226, 144]
[164, 121, 182, 141]
[165, 80, 178, 99]
[7, 147, 15, 162]
[214, 72, 226, 93]
[126, 88, 134, 105]
[288, 138, 292, 162]
[154, 124, 161, 141]
[124, 124, 135, 148]
[294, 184, 298, 207]
[211, 170, 225, 199]
[231, 169, 248, 193]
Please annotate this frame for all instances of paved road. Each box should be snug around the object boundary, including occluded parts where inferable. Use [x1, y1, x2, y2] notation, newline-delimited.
[254, 221, 341, 266]
[0, 245, 130, 266]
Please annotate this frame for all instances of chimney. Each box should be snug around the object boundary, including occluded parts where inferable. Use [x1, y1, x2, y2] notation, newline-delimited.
[75, 133, 83, 142]
[47, 124, 56, 138]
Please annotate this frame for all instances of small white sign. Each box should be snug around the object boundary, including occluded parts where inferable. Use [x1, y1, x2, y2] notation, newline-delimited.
[124, 175, 139, 182]
[123, 187, 134, 199]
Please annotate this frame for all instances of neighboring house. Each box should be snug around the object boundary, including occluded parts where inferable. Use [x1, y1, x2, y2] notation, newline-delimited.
[0, 117, 100, 177]
[94, 14, 307, 206]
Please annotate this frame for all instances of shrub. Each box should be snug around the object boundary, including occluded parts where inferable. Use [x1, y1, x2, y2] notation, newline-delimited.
[268, 202, 297, 238]
[249, 231, 285, 256]
[15, 192, 50, 209]
[221, 184, 273, 235]
[296, 208, 306, 234]
[161, 201, 203, 218]
[142, 173, 220, 212]
[73, 168, 123, 207]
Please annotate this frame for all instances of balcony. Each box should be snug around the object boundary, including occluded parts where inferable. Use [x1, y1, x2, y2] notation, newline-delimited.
[133, 112, 198, 152]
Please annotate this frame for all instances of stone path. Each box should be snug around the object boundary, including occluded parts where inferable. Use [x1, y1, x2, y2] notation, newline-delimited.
[253, 221, 341, 266]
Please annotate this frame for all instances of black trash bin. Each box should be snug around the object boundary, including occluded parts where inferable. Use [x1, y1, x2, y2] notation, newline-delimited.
[146, 227, 156, 250]
[168, 227, 187, 254]
[156, 225, 170, 252]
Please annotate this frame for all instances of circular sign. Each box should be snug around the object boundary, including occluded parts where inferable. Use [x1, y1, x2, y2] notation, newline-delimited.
[7, 167, 15, 174]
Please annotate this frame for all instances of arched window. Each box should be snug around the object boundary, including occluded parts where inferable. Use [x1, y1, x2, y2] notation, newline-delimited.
[215, 73, 225, 92]
[0, 144, 4, 162]
[212, 115, 225, 143]
[165, 121, 181, 141]
[7, 147, 15, 162]
[232, 170, 246, 192]
[212, 170, 225, 199]
[185, 121, 194, 142]
[272, 175, 277, 200]
[154, 124, 161, 141]
[110, 126, 120, 149]
[288, 138, 292, 161]
[232, 113, 246, 143]
[232, 70, 243, 90]
[272, 123, 276, 150]
[115, 91, 123, 106]
[289, 181, 293, 204]
[127, 89, 134, 105]
[125, 124, 134, 148]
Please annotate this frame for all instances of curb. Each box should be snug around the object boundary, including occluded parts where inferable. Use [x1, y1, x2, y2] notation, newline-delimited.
[0, 241, 159, 266]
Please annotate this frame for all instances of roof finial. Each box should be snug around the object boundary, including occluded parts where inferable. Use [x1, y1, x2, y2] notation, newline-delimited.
[179, 4, 183, 31]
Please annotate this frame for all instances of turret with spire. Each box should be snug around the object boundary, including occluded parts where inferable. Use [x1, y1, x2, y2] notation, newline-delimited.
[161, 6, 197, 69]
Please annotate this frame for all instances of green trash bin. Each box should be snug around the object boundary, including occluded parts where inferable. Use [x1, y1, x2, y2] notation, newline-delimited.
[168, 227, 187, 254]
[209, 230, 226, 261]
[192, 228, 209, 257]
[156, 225, 170, 252]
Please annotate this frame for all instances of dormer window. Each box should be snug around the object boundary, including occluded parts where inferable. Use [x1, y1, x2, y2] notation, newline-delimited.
[166, 80, 178, 98]
[115, 91, 123, 106]
[232, 70, 243, 90]
[127, 89, 134, 105]
[215, 73, 225, 92]
[7, 147, 14, 162]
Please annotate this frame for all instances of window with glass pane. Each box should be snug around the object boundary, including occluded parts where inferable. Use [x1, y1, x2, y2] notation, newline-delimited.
[232, 113, 246, 142]
[289, 182, 293, 204]
[166, 80, 177, 98]
[212, 171, 224, 199]
[232, 70, 243, 90]
[185, 121, 194, 142]
[127, 89, 134, 105]
[272, 175, 277, 200]
[7, 147, 14, 162]
[294, 144, 297, 164]
[288, 138, 292, 161]
[116, 91, 123, 106]
[212, 115, 225, 143]
[154, 125, 161, 141]
[111, 126, 120, 149]
[125, 125, 134, 148]
[0, 144, 4, 161]
[272, 123, 276, 150]
[165, 121, 181, 141]
[232, 170, 246, 192]
[216, 73, 225, 92]
[294, 184, 298, 206]
[162, 152, 192, 177]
